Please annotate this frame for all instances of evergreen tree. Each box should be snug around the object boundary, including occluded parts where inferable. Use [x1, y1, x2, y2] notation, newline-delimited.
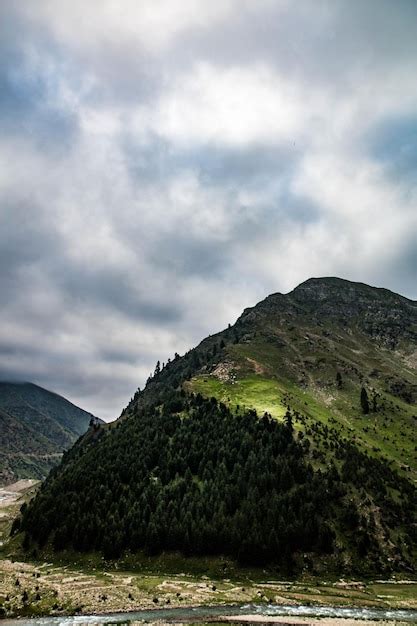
[284, 409, 293, 433]
[361, 387, 370, 414]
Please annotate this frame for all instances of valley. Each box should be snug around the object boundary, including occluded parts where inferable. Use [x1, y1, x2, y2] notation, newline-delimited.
[1, 278, 416, 620]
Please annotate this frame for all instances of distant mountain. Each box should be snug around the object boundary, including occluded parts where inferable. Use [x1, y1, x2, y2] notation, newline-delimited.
[0, 382, 100, 484]
[20, 278, 417, 575]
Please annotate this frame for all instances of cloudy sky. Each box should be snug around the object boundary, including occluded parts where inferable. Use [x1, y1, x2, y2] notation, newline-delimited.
[1, 0, 416, 419]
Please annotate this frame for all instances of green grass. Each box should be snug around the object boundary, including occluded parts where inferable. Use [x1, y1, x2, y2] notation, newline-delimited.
[186, 375, 287, 421]
[186, 346, 417, 479]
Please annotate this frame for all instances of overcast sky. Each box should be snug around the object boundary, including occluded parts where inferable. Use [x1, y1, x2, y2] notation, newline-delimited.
[1, 1, 416, 419]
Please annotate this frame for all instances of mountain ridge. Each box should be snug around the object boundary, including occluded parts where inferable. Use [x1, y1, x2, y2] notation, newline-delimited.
[17, 277, 417, 575]
[240, 277, 416, 317]
[0, 381, 101, 484]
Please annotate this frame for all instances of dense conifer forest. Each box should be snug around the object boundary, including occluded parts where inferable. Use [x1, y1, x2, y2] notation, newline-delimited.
[19, 388, 416, 573]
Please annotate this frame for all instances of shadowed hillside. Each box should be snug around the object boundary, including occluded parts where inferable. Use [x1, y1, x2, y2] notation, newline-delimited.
[0, 382, 100, 484]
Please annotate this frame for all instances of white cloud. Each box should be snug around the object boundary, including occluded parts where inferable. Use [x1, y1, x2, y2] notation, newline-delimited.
[147, 62, 307, 147]
[1, 0, 417, 418]
[21, 0, 240, 53]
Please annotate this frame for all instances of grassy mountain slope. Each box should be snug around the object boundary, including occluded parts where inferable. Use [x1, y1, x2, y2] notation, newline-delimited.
[17, 278, 417, 575]
[186, 278, 417, 479]
[0, 382, 100, 484]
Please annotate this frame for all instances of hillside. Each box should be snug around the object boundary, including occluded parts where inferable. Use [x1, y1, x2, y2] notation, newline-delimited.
[17, 278, 417, 575]
[187, 277, 417, 478]
[0, 382, 100, 484]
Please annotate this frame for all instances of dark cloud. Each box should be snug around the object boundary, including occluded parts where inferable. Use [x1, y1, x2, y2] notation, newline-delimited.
[0, 4, 79, 153]
[177, 144, 303, 186]
[376, 233, 417, 299]
[0, 0, 416, 419]
[149, 234, 230, 279]
[367, 114, 417, 183]
[173, 0, 417, 91]
[50, 262, 182, 324]
[0, 201, 58, 300]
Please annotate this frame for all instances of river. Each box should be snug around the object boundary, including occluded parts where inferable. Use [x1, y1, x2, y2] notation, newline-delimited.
[2, 603, 417, 625]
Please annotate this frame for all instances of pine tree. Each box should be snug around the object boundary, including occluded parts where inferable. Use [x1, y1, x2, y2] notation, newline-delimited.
[360, 387, 370, 414]
[284, 409, 293, 433]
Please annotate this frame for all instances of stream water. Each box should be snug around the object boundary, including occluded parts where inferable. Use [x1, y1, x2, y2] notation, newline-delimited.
[2, 603, 417, 625]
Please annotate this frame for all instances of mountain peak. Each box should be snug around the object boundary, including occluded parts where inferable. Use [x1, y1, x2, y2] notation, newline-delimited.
[294, 276, 352, 289]
[291, 276, 415, 305]
[237, 276, 417, 351]
[294, 276, 380, 294]
[291, 276, 369, 302]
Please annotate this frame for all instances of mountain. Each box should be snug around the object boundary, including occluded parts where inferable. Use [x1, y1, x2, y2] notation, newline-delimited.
[0, 382, 100, 484]
[18, 278, 417, 575]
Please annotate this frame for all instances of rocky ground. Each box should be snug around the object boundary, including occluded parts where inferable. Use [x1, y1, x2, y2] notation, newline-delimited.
[0, 480, 38, 548]
[1, 556, 417, 618]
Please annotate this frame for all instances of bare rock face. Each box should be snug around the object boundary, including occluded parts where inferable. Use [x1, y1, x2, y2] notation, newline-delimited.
[292, 278, 417, 347]
[238, 277, 417, 350]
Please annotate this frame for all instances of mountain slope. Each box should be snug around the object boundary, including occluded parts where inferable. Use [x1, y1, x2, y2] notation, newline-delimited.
[18, 278, 417, 575]
[0, 382, 100, 484]
[186, 277, 417, 478]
